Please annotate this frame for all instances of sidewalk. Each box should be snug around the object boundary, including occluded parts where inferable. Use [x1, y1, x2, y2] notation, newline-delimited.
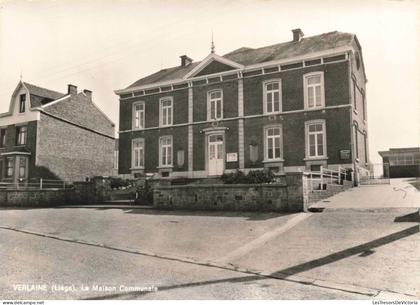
[311, 178, 420, 210]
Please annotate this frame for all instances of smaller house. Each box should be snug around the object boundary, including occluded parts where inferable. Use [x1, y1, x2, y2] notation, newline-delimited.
[378, 147, 420, 178]
[0, 81, 116, 184]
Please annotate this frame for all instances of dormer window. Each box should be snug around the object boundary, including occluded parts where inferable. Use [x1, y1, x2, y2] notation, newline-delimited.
[19, 94, 26, 113]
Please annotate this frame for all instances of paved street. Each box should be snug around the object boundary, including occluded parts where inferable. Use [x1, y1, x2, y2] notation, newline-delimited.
[0, 179, 419, 300]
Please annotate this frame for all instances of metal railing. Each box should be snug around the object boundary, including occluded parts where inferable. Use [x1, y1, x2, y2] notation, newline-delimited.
[0, 178, 73, 190]
[304, 166, 348, 191]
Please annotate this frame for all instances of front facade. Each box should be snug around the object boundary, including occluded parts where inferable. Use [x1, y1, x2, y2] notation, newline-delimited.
[379, 147, 420, 178]
[0, 81, 116, 183]
[116, 29, 370, 182]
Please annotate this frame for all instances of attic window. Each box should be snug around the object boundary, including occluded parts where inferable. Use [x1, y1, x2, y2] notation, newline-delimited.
[19, 94, 26, 113]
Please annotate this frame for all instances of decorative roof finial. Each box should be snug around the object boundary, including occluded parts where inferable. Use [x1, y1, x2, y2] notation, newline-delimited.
[19, 70, 23, 82]
[211, 30, 215, 54]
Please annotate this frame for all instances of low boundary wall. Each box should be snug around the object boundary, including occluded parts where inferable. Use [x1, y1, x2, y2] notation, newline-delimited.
[0, 177, 111, 207]
[153, 173, 305, 212]
[0, 189, 71, 207]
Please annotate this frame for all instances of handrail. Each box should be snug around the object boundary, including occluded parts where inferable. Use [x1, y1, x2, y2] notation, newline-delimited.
[303, 166, 348, 191]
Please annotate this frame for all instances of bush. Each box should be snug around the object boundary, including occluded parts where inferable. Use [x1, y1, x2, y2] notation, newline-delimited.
[110, 177, 131, 189]
[221, 169, 275, 184]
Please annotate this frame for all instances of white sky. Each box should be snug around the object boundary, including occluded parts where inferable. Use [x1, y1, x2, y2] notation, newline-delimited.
[0, 0, 419, 163]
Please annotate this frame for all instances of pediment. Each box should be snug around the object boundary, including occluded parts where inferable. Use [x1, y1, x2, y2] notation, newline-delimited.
[184, 53, 243, 79]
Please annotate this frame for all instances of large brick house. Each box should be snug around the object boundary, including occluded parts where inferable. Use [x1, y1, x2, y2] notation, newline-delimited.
[0, 81, 115, 183]
[115, 29, 370, 182]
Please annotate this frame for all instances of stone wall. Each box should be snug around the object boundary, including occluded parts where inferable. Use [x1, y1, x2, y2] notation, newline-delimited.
[0, 189, 71, 207]
[153, 173, 305, 212]
[0, 177, 111, 207]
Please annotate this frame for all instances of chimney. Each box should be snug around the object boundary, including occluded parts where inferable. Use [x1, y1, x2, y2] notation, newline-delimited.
[83, 89, 92, 100]
[180, 55, 193, 67]
[67, 84, 77, 95]
[292, 28, 304, 42]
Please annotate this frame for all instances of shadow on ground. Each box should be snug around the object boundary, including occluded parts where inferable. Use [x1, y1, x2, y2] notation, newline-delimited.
[119, 208, 292, 221]
[86, 224, 419, 300]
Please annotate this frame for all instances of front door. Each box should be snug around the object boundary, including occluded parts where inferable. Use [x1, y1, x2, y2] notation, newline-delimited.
[208, 134, 224, 176]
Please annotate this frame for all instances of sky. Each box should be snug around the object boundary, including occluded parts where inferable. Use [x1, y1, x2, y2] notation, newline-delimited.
[0, 0, 419, 163]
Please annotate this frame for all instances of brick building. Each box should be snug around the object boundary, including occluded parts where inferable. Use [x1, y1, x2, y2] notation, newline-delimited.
[379, 147, 420, 178]
[0, 81, 115, 183]
[115, 29, 370, 182]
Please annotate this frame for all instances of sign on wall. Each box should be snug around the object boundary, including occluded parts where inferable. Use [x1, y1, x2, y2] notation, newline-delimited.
[340, 150, 351, 160]
[226, 153, 238, 162]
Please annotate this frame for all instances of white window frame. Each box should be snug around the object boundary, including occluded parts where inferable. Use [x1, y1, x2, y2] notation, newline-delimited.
[160, 97, 173, 127]
[6, 157, 14, 178]
[305, 120, 327, 159]
[264, 125, 283, 161]
[303, 72, 325, 109]
[263, 79, 282, 114]
[113, 150, 119, 170]
[17, 125, 27, 145]
[207, 89, 223, 121]
[131, 138, 145, 169]
[132, 101, 145, 130]
[159, 135, 173, 167]
[17, 156, 28, 179]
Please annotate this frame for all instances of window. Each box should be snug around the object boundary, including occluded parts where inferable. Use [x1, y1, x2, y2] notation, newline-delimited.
[390, 154, 415, 166]
[265, 126, 282, 161]
[264, 80, 281, 114]
[18, 157, 27, 179]
[6, 157, 14, 178]
[207, 90, 223, 120]
[159, 136, 172, 167]
[113, 150, 119, 169]
[304, 72, 324, 109]
[132, 102, 145, 129]
[361, 89, 366, 120]
[0, 129, 6, 147]
[16, 126, 27, 145]
[160, 97, 173, 126]
[353, 80, 357, 111]
[305, 121, 326, 158]
[354, 125, 359, 159]
[355, 52, 361, 70]
[132, 139, 144, 169]
[19, 94, 26, 113]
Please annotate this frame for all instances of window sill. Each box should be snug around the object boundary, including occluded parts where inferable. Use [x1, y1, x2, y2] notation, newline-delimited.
[132, 127, 145, 131]
[304, 106, 325, 111]
[159, 124, 173, 128]
[303, 156, 328, 161]
[264, 111, 282, 116]
[130, 167, 144, 170]
[157, 166, 173, 169]
[262, 159, 284, 163]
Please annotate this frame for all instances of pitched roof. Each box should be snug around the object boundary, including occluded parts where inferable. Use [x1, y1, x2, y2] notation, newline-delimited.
[42, 92, 115, 138]
[224, 31, 354, 65]
[23, 82, 65, 107]
[125, 31, 355, 90]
